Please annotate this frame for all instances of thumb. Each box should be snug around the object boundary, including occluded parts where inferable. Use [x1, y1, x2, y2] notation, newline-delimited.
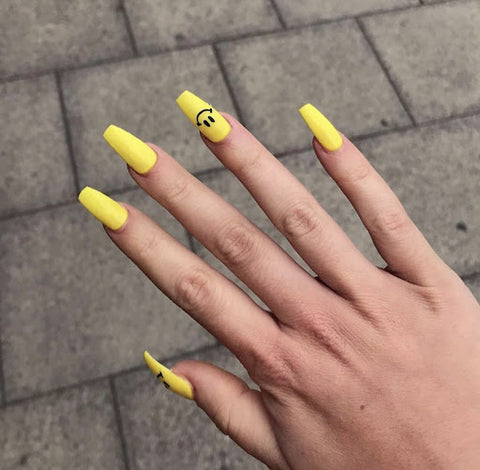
[144, 351, 285, 468]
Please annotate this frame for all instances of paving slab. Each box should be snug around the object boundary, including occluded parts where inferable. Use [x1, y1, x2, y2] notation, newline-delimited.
[464, 274, 480, 302]
[360, 1, 480, 122]
[0, 188, 215, 401]
[0, 76, 75, 217]
[124, 0, 280, 53]
[115, 345, 265, 469]
[0, 0, 133, 79]
[273, 0, 418, 26]
[218, 21, 411, 155]
[0, 381, 124, 469]
[192, 115, 479, 301]
[62, 48, 236, 193]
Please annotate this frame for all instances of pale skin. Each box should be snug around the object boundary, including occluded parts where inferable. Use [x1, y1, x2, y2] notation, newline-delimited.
[107, 114, 480, 469]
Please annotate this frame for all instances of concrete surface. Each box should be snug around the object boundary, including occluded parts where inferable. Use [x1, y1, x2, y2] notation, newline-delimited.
[1, 0, 478, 468]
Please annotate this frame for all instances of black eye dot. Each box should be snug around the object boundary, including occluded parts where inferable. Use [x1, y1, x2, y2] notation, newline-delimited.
[208, 115, 215, 122]
[163, 382, 170, 389]
[203, 119, 211, 127]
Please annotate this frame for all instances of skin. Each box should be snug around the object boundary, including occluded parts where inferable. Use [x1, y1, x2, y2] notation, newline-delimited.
[107, 114, 480, 469]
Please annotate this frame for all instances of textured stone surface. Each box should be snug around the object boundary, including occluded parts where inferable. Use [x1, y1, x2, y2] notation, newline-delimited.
[193, 115, 480, 297]
[464, 274, 480, 302]
[0, 188, 214, 401]
[115, 345, 265, 469]
[218, 21, 411, 155]
[360, 1, 480, 122]
[0, 381, 124, 469]
[274, 0, 418, 26]
[62, 48, 235, 193]
[0, 0, 133, 79]
[125, 0, 280, 52]
[0, 76, 74, 216]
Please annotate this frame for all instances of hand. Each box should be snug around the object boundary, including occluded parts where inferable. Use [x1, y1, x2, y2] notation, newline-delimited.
[79, 94, 480, 469]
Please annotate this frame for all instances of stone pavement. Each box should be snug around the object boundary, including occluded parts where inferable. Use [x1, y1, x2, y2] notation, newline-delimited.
[0, 0, 479, 468]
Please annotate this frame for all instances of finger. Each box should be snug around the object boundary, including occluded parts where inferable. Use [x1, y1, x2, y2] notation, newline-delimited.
[127, 143, 335, 326]
[201, 114, 379, 299]
[102, 200, 278, 364]
[312, 137, 447, 285]
[171, 359, 287, 469]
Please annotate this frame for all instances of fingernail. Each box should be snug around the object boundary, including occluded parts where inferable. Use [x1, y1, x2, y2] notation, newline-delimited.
[78, 187, 128, 230]
[299, 104, 342, 151]
[103, 125, 157, 174]
[176, 90, 231, 143]
[144, 350, 194, 400]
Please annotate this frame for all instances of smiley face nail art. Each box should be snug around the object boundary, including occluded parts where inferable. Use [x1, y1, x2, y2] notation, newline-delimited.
[144, 350, 194, 400]
[176, 90, 231, 143]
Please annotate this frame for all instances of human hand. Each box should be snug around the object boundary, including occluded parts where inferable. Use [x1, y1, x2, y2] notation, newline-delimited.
[79, 91, 480, 469]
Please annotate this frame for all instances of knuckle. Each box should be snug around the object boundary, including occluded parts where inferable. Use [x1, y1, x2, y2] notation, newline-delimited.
[216, 222, 256, 268]
[281, 202, 321, 239]
[371, 207, 411, 239]
[338, 159, 371, 185]
[135, 232, 159, 261]
[232, 148, 263, 179]
[163, 175, 190, 205]
[174, 269, 213, 312]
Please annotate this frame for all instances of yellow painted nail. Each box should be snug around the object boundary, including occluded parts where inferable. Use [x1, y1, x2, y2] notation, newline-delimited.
[78, 187, 128, 230]
[144, 351, 193, 400]
[176, 90, 231, 143]
[299, 104, 343, 151]
[103, 125, 157, 174]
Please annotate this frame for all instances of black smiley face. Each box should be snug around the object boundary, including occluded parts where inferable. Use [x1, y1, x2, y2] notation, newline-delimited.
[196, 108, 216, 128]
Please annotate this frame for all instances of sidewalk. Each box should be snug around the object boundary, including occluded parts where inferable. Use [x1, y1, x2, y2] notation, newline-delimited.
[1, 0, 479, 468]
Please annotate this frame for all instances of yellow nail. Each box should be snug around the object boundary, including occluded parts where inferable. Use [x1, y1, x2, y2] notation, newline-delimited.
[176, 90, 231, 143]
[144, 351, 194, 400]
[78, 187, 128, 230]
[103, 125, 157, 174]
[299, 104, 343, 151]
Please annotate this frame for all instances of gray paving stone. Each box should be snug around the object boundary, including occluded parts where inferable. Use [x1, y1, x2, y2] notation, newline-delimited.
[0, 188, 215, 401]
[0, 0, 133, 79]
[62, 48, 236, 193]
[218, 21, 411, 155]
[0, 76, 75, 217]
[464, 274, 480, 302]
[115, 345, 265, 469]
[192, 115, 479, 300]
[124, 0, 280, 53]
[0, 381, 124, 469]
[273, 0, 418, 26]
[360, 1, 480, 122]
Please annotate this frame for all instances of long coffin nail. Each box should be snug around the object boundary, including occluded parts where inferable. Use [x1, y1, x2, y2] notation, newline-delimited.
[176, 90, 231, 143]
[103, 125, 157, 174]
[299, 104, 343, 151]
[78, 186, 128, 230]
[144, 350, 193, 400]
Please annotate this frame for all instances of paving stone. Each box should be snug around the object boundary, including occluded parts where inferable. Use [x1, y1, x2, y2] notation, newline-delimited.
[273, 0, 418, 26]
[0, 381, 124, 469]
[124, 0, 280, 53]
[360, 1, 480, 122]
[464, 274, 480, 302]
[0, 0, 133, 79]
[0, 76, 75, 217]
[192, 115, 479, 301]
[218, 21, 411, 155]
[115, 345, 265, 469]
[62, 48, 235, 193]
[0, 188, 215, 401]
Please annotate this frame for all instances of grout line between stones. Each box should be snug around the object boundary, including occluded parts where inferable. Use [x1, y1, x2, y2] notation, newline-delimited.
[1, 343, 220, 410]
[1, 0, 466, 85]
[0, 334, 5, 406]
[212, 44, 246, 125]
[355, 18, 417, 126]
[118, 0, 139, 56]
[109, 378, 131, 470]
[268, 0, 287, 28]
[55, 72, 81, 195]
